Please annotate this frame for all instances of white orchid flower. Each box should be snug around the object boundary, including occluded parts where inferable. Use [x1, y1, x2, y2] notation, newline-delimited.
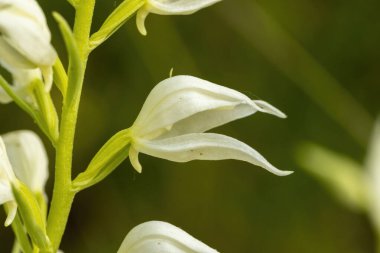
[128, 75, 292, 176]
[2, 130, 49, 194]
[0, 137, 17, 226]
[0, 0, 57, 103]
[136, 0, 222, 35]
[118, 221, 218, 253]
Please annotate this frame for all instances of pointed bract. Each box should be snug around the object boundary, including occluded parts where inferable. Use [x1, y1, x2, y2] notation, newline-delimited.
[118, 221, 219, 253]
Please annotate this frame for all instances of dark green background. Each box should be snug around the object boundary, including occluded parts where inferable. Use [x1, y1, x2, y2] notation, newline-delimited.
[1, 0, 379, 252]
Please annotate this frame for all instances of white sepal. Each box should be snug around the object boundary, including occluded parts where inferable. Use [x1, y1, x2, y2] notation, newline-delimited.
[2, 130, 48, 193]
[136, 0, 222, 35]
[135, 133, 292, 176]
[117, 221, 219, 253]
[0, 0, 57, 102]
[0, 137, 17, 226]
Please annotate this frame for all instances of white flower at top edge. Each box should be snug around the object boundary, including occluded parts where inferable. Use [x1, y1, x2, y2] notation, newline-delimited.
[136, 0, 222, 35]
[0, 0, 57, 103]
[128, 75, 292, 176]
[117, 221, 219, 253]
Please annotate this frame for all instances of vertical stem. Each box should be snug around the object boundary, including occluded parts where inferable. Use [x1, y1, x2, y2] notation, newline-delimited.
[46, 0, 95, 251]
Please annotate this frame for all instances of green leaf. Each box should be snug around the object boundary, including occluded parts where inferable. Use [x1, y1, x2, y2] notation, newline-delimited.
[73, 129, 131, 191]
[32, 79, 59, 145]
[53, 58, 68, 97]
[296, 142, 368, 212]
[89, 0, 145, 50]
[53, 12, 83, 107]
[12, 180, 52, 252]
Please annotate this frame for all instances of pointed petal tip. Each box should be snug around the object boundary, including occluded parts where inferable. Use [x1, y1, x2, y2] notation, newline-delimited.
[276, 170, 294, 176]
[136, 9, 149, 36]
[252, 100, 287, 119]
[129, 146, 143, 173]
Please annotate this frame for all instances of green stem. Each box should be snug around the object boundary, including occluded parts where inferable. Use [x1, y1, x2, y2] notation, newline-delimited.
[46, 0, 95, 251]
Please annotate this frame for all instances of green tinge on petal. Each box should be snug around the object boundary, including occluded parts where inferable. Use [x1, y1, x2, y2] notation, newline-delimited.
[4, 201, 17, 227]
[129, 146, 142, 173]
[136, 8, 149, 36]
[134, 133, 292, 176]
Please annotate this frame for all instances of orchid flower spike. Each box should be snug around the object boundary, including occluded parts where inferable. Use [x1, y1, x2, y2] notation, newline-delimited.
[0, 137, 17, 226]
[136, 0, 222, 35]
[128, 75, 292, 176]
[2, 130, 49, 194]
[118, 221, 219, 253]
[0, 0, 57, 103]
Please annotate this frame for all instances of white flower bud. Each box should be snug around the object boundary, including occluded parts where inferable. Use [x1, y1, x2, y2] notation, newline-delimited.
[128, 75, 292, 176]
[118, 221, 218, 253]
[2, 130, 48, 194]
[0, 0, 57, 102]
[0, 137, 17, 226]
[136, 0, 222, 35]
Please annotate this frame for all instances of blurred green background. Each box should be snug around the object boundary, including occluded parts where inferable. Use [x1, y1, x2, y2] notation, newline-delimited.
[1, 0, 380, 252]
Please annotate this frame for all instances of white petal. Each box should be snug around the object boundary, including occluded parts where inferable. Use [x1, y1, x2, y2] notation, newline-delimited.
[136, 8, 150, 36]
[136, 0, 221, 35]
[118, 221, 219, 253]
[0, 11, 56, 67]
[129, 146, 142, 173]
[0, 36, 35, 69]
[159, 99, 285, 139]
[147, 0, 222, 15]
[0, 0, 57, 69]
[0, 137, 16, 181]
[4, 201, 17, 227]
[0, 181, 12, 204]
[0, 0, 48, 29]
[2, 130, 48, 192]
[132, 75, 283, 139]
[135, 133, 292, 176]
